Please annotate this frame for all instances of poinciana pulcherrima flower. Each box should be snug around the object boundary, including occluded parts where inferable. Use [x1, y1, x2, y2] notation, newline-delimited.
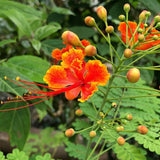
[1, 48, 110, 111]
[51, 40, 90, 61]
[118, 21, 160, 50]
[44, 48, 110, 102]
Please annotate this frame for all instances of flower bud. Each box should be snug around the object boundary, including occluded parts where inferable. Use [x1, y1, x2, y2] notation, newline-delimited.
[65, 128, 75, 137]
[138, 28, 143, 33]
[105, 26, 114, 33]
[137, 125, 148, 134]
[155, 22, 160, 28]
[84, 16, 96, 27]
[99, 112, 104, 118]
[117, 136, 125, 145]
[154, 15, 160, 22]
[139, 10, 148, 22]
[75, 109, 83, 116]
[127, 68, 140, 83]
[89, 131, 96, 138]
[153, 35, 159, 40]
[144, 24, 148, 28]
[126, 114, 133, 120]
[61, 31, 82, 47]
[145, 11, 151, 17]
[123, 3, 130, 13]
[85, 45, 97, 56]
[116, 126, 124, 132]
[97, 6, 107, 22]
[119, 15, 125, 21]
[111, 102, 117, 108]
[138, 34, 145, 42]
[124, 48, 132, 58]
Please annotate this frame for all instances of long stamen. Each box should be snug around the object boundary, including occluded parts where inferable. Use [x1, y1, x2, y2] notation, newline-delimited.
[0, 97, 51, 111]
[0, 78, 83, 111]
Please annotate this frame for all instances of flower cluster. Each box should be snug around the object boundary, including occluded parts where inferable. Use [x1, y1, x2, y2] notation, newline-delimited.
[118, 20, 160, 50]
[44, 36, 110, 102]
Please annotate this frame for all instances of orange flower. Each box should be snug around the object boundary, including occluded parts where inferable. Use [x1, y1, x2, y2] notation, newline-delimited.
[118, 21, 160, 50]
[44, 49, 110, 102]
[51, 40, 90, 61]
[1, 48, 109, 111]
[51, 44, 72, 61]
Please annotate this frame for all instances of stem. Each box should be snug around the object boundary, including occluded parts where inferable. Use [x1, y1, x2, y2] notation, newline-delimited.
[96, 54, 115, 66]
[95, 24, 121, 61]
[87, 132, 105, 160]
[106, 94, 160, 101]
[85, 137, 93, 160]
[92, 144, 114, 160]
[110, 86, 160, 93]
[113, 88, 125, 119]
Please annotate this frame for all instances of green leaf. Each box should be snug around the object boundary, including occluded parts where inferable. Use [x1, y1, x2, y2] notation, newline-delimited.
[134, 133, 160, 155]
[0, 65, 30, 95]
[69, 26, 96, 39]
[0, 39, 16, 47]
[113, 143, 147, 160]
[0, 0, 41, 18]
[0, 9, 32, 39]
[36, 153, 54, 160]
[79, 103, 97, 121]
[140, 62, 154, 84]
[7, 148, 29, 160]
[65, 142, 92, 160]
[6, 55, 50, 83]
[34, 23, 61, 40]
[23, 128, 66, 156]
[41, 39, 65, 56]
[0, 152, 6, 160]
[96, 43, 109, 56]
[103, 128, 120, 143]
[31, 39, 41, 54]
[52, 6, 75, 15]
[139, 0, 160, 14]
[0, 102, 30, 150]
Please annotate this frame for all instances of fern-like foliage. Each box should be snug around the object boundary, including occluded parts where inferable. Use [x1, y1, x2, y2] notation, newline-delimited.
[65, 142, 92, 160]
[78, 76, 160, 158]
[0, 149, 55, 160]
[0, 151, 6, 160]
[113, 143, 147, 160]
[134, 132, 160, 155]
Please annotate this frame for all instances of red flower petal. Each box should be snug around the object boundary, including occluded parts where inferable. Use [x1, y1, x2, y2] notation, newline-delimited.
[78, 83, 98, 102]
[51, 49, 62, 61]
[118, 21, 138, 45]
[65, 86, 81, 100]
[61, 48, 84, 68]
[84, 60, 110, 86]
[43, 65, 70, 89]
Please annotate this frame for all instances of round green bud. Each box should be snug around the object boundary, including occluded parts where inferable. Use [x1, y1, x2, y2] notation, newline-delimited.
[123, 3, 130, 13]
[119, 15, 125, 21]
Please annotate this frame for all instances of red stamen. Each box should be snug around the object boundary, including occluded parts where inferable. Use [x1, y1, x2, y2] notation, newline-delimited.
[0, 79, 83, 111]
[0, 97, 50, 111]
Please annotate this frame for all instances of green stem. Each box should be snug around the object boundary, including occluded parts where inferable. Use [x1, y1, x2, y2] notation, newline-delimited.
[76, 125, 97, 134]
[110, 86, 160, 93]
[113, 88, 125, 119]
[113, 32, 126, 47]
[87, 132, 105, 160]
[92, 145, 114, 160]
[106, 94, 160, 101]
[96, 54, 115, 66]
[126, 12, 129, 47]
[85, 137, 93, 160]
[95, 24, 121, 61]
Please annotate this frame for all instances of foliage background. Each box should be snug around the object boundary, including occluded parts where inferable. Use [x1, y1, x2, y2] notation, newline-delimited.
[0, 0, 160, 160]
